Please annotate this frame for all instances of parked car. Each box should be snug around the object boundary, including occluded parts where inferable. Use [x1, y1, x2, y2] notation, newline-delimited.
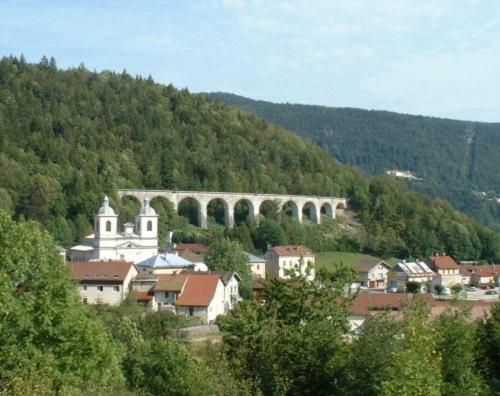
[442, 287, 451, 296]
[467, 286, 478, 292]
[387, 287, 398, 293]
[485, 290, 498, 295]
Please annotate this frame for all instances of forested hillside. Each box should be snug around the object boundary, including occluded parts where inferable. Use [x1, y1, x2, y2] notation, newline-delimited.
[204, 92, 500, 230]
[0, 56, 499, 261]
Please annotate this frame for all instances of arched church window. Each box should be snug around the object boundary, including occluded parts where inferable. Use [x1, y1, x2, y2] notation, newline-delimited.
[106, 221, 111, 232]
[147, 220, 152, 231]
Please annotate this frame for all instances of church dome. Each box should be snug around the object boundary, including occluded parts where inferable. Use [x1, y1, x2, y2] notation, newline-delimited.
[139, 197, 157, 216]
[98, 195, 116, 215]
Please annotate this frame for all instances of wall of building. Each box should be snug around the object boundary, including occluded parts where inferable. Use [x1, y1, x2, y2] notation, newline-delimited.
[251, 262, 266, 279]
[78, 282, 124, 306]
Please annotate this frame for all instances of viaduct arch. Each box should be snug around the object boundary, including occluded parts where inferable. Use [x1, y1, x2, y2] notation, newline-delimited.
[116, 189, 347, 229]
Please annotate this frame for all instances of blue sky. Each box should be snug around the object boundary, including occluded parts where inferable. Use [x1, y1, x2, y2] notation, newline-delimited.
[1, 0, 500, 121]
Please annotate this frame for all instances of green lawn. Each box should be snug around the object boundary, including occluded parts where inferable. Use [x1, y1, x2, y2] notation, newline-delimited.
[315, 251, 398, 271]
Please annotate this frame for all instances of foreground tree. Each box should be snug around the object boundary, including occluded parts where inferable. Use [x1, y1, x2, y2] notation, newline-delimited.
[205, 238, 253, 297]
[381, 297, 442, 396]
[477, 301, 500, 392]
[346, 314, 402, 396]
[218, 266, 353, 395]
[433, 306, 488, 396]
[0, 212, 124, 394]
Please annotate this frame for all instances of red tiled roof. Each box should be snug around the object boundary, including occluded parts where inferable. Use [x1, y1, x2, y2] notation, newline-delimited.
[153, 274, 188, 292]
[356, 260, 390, 273]
[134, 272, 159, 281]
[472, 266, 500, 278]
[175, 274, 220, 307]
[350, 293, 434, 316]
[70, 261, 134, 283]
[135, 291, 153, 301]
[268, 245, 314, 257]
[429, 255, 459, 270]
[174, 243, 209, 255]
[459, 264, 500, 278]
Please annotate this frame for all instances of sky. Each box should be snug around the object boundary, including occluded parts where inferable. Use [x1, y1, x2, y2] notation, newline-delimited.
[1, 0, 500, 122]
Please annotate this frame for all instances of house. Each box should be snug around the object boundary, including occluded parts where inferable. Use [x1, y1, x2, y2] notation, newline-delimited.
[70, 260, 138, 306]
[470, 265, 500, 286]
[218, 271, 242, 312]
[355, 260, 391, 289]
[244, 252, 266, 279]
[136, 252, 195, 274]
[265, 245, 315, 281]
[69, 196, 158, 263]
[459, 264, 500, 286]
[151, 273, 188, 311]
[131, 272, 158, 306]
[459, 265, 475, 286]
[175, 273, 226, 324]
[428, 254, 462, 287]
[348, 293, 433, 331]
[392, 260, 435, 286]
[131, 271, 238, 322]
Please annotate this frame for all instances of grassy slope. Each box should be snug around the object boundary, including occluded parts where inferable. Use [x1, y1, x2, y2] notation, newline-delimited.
[315, 251, 398, 271]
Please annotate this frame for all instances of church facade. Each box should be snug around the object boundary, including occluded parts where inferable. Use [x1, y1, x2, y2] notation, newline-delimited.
[69, 196, 159, 263]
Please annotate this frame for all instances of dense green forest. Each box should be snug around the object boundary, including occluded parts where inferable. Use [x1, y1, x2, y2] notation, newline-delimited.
[0, 56, 500, 261]
[204, 92, 500, 231]
[2, 213, 500, 395]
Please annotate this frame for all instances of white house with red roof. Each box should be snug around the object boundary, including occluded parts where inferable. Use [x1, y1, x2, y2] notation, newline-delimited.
[264, 245, 315, 281]
[428, 254, 462, 287]
[131, 272, 229, 323]
[355, 260, 391, 289]
[70, 260, 138, 305]
[175, 273, 226, 323]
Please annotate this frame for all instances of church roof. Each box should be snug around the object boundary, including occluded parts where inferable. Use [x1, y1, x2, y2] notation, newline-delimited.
[97, 195, 117, 216]
[138, 253, 195, 269]
[138, 197, 157, 216]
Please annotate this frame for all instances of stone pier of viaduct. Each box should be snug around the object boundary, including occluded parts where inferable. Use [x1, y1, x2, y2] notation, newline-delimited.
[117, 189, 347, 229]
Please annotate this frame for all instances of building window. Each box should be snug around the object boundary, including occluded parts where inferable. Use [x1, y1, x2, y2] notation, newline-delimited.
[165, 291, 170, 298]
[189, 307, 194, 316]
[113, 286, 120, 292]
[97, 285, 104, 292]
[147, 220, 152, 231]
[82, 285, 87, 291]
[256, 264, 260, 270]
[106, 221, 111, 232]
[83, 297, 88, 304]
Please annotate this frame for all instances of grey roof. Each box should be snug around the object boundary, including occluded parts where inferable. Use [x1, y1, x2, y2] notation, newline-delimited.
[138, 253, 195, 269]
[97, 196, 117, 216]
[138, 197, 157, 216]
[244, 252, 266, 263]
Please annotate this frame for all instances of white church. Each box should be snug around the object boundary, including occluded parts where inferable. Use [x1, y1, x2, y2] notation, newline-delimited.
[69, 196, 159, 263]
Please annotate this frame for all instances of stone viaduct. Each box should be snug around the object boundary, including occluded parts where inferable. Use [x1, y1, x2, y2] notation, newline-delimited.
[117, 189, 347, 229]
